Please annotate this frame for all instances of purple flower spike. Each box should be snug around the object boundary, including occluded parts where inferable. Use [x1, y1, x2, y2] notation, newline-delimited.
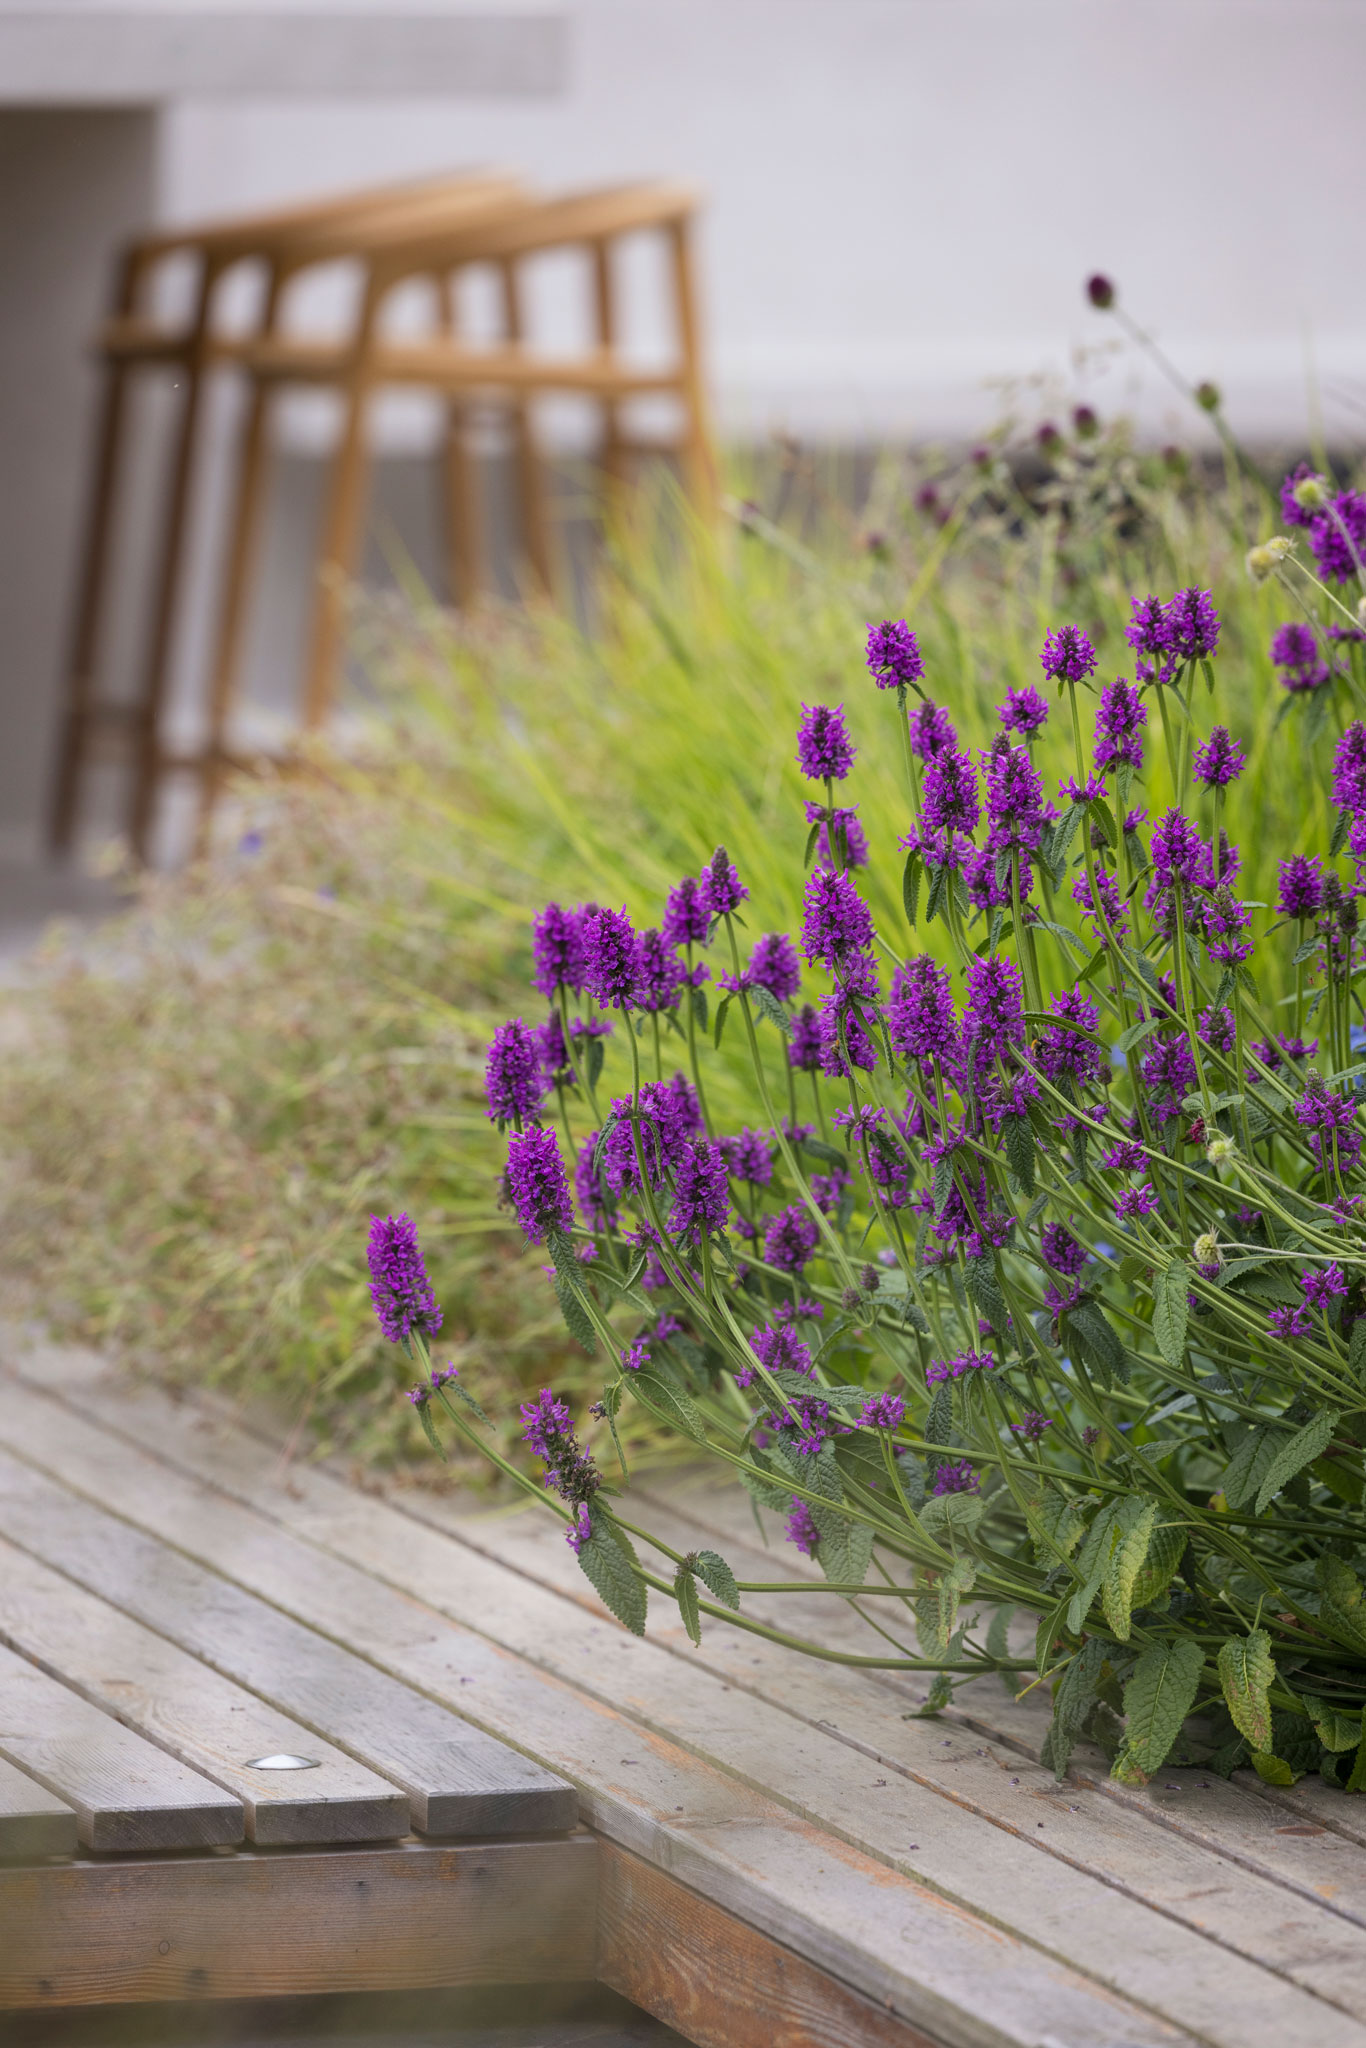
[1271, 620, 1330, 694]
[886, 955, 959, 1064]
[1093, 678, 1147, 773]
[633, 928, 686, 1013]
[788, 1004, 823, 1073]
[1278, 855, 1323, 920]
[1164, 587, 1220, 663]
[1150, 808, 1206, 893]
[866, 619, 923, 691]
[367, 1213, 443, 1346]
[582, 906, 640, 1009]
[999, 684, 1049, 737]
[531, 903, 584, 998]
[801, 865, 874, 971]
[701, 847, 748, 921]
[1332, 723, 1366, 813]
[804, 801, 868, 870]
[1040, 624, 1099, 686]
[747, 931, 803, 1003]
[484, 1018, 546, 1126]
[506, 1126, 575, 1246]
[921, 746, 981, 839]
[668, 1139, 731, 1244]
[1115, 1184, 1159, 1220]
[907, 700, 958, 762]
[785, 1497, 821, 1556]
[985, 739, 1046, 856]
[1309, 491, 1366, 585]
[1191, 726, 1245, 789]
[1009, 1412, 1053, 1443]
[932, 1460, 980, 1496]
[797, 702, 856, 782]
[663, 876, 711, 948]
[859, 1392, 906, 1430]
[763, 1204, 820, 1275]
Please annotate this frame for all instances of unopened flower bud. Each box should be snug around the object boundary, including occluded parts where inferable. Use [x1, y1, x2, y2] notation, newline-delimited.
[1196, 380, 1221, 413]
[1206, 1134, 1237, 1166]
[1245, 535, 1293, 583]
[1292, 474, 1328, 513]
[1086, 273, 1115, 310]
[840, 1285, 864, 1314]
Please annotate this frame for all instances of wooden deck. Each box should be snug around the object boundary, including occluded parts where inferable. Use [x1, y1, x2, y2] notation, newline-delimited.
[3, 1333, 1366, 2048]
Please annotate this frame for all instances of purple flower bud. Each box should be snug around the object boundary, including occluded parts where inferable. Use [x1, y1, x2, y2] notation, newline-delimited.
[1115, 1183, 1159, 1220]
[999, 684, 1049, 737]
[805, 800, 869, 869]
[1191, 726, 1245, 789]
[859, 1392, 905, 1430]
[1086, 273, 1115, 309]
[932, 1459, 979, 1496]
[801, 865, 874, 971]
[797, 703, 856, 782]
[1040, 1223, 1087, 1274]
[1164, 588, 1220, 663]
[1333, 723, 1366, 813]
[663, 876, 710, 948]
[1009, 1412, 1053, 1442]
[531, 903, 584, 998]
[763, 1203, 820, 1275]
[985, 739, 1046, 856]
[865, 619, 923, 690]
[719, 1127, 774, 1188]
[1309, 491, 1366, 585]
[1278, 855, 1323, 920]
[921, 746, 981, 839]
[1093, 677, 1147, 773]
[907, 699, 957, 761]
[581, 906, 640, 1009]
[700, 847, 747, 920]
[484, 1018, 546, 1126]
[633, 928, 686, 1013]
[747, 931, 803, 1002]
[367, 1213, 443, 1346]
[668, 1138, 730, 1244]
[506, 1127, 575, 1245]
[785, 1497, 821, 1555]
[1040, 624, 1099, 686]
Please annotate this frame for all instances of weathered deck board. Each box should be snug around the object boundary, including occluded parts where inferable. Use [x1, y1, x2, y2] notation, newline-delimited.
[0, 1833, 598, 2008]
[0, 1531, 408, 1845]
[0, 1450, 575, 1837]
[0, 1364, 1195, 2048]
[51, 1386, 1366, 2048]
[0, 1642, 243, 1853]
[0, 1753, 78, 1861]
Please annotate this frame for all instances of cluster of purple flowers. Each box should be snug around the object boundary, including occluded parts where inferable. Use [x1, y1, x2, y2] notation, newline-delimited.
[925, 1348, 995, 1388]
[1125, 588, 1220, 682]
[1092, 679, 1146, 773]
[367, 1213, 443, 1346]
[521, 1388, 601, 1549]
[1280, 467, 1366, 585]
[797, 703, 856, 782]
[1271, 622, 1330, 695]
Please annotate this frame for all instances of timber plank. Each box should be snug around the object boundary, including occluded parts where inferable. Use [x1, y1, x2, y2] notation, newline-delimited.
[597, 1839, 940, 2048]
[0, 1452, 575, 1837]
[0, 1643, 242, 1853]
[0, 1378, 1352, 2048]
[0, 1368, 1194, 2048]
[0, 1533, 408, 1845]
[0, 1754, 78, 1861]
[0, 1833, 598, 2009]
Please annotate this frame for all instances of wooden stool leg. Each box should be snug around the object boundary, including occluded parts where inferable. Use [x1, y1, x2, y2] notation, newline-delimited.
[592, 239, 628, 518]
[497, 256, 555, 598]
[667, 216, 718, 519]
[126, 257, 221, 863]
[439, 271, 485, 607]
[49, 250, 143, 856]
[194, 268, 284, 854]
[301, 279, 381, 732]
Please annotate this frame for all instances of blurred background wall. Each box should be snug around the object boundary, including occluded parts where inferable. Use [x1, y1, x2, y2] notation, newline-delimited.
[2, 0, 1363, 867]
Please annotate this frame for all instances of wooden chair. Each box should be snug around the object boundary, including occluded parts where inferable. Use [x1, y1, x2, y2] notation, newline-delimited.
[49, 170, 530, 860]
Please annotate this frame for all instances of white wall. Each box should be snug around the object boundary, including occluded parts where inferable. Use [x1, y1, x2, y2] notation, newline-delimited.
[158, 0, 1366, 448]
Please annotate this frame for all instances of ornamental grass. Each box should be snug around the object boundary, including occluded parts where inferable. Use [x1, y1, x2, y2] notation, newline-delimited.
[397, 466, 1366, 1790]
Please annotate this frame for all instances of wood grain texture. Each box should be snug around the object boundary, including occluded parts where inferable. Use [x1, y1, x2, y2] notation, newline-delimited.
[0, 1533, 407, 1845]
[0, 1366, 1194, 2048]
[597, 1840, 941, 2048]
[0, 1753, 78, 1861]
[0, 1450, 575, 1837]
[0, 1833, 598, 2009]
[0, 1643, 242, 1853]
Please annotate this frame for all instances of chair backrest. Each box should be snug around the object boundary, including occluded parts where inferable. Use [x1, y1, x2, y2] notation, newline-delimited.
[362, 181, 703, 290]
[124, 170, 531, 273]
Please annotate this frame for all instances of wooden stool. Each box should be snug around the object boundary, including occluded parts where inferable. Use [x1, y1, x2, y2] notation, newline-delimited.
[216, 182, 715, 770]
[49, 171, 529, 861]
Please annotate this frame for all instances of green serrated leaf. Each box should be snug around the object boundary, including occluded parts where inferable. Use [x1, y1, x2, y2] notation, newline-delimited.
[1115, 1016, 1158, 1055]
[1115, 1638, 1206, 1781]
[902, 847, 921, 927]
[576, 1518, 648, 1635]
[1254, 1408, 1339, 1514]
[554, 1274, 598, 1355]
[1130, 1520, 1186, 1610]
[803, 819, 822, 868]
[674, 1563, 702, 1646]
[985, 1604, 1015, 1666]
[1251, 1750, 1298, 1786]
[752, 983, 792, 1035]
[713, 994, 732, 1049]
[415, 1398, 447, 1462]
[693, 1549, 740, 1611]
[1041, 1637, 1106, 1780]
[629, 1366, 705, 1440]
[1307, 1700, 1361, 1753]
[1103, 1496, 1157, 1642]
[1002, 1112, 1035, 1195]
[1026, 1484, 1086, 1568]
[1153, 1261, 1190, 1369]
[1331, 807, 1353, 857]
[1217, 1629, 1275, 1751]
[925, 860, 948, 926]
